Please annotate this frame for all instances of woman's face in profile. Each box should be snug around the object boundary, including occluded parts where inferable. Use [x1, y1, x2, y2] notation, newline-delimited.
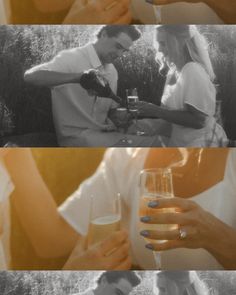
[156, 31, 170, 63]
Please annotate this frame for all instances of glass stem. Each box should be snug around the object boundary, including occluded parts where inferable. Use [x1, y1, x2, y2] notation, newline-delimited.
[153, 251, 162, 270]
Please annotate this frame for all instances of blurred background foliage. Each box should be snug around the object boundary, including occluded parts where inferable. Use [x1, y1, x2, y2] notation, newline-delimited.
[0, 271, 236, 295]
[0, 25, 236, 142]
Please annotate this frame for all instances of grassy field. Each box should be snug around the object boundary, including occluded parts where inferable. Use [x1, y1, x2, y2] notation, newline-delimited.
[0, 25, 236, 140]
[0, 271, 236, 295]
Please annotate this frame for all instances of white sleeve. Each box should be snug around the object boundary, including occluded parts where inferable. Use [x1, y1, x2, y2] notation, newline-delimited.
[181, 63, 216, 115]
[26, 50, 78, 74]
[58, 148, 127, 236]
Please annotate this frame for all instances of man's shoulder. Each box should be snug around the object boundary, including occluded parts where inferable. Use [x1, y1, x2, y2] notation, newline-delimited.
[56, 44, 91, 60]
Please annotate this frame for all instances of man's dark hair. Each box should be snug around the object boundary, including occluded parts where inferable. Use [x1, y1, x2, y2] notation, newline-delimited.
[96, 25, 141, 42]
[97, 271, 141, 287]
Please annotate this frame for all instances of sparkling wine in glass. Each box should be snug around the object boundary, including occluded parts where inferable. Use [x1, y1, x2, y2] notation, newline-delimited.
[139, 168, 177, 269]
[126, 88, 145, 136]
[87, 193, 121, 248]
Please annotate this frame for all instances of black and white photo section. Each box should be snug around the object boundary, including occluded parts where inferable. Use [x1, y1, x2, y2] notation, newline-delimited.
[0, 25, 235, 147]
[0, 271, 236, 295]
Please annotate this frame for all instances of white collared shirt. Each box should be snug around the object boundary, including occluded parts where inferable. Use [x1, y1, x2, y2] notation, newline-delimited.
[27, 44, 118, 146]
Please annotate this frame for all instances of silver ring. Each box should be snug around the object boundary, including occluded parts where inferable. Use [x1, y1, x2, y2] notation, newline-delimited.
[179, 228, 187, 240]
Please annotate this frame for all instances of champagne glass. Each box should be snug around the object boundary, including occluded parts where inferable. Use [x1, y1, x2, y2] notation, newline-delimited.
[139, 168, 177, 269]
[115, 107, 133, 145]
[87, 193, 121, 248]
[126, 88, 145, 136]
[153, 5, 162, 24]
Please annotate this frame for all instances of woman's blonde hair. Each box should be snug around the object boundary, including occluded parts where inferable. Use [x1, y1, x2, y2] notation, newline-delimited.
[154, 25, 215, 81]
[153, 271, 210, 295]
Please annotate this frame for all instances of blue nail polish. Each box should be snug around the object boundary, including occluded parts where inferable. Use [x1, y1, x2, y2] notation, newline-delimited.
[148, 201, 159, 208]
[140, 230, 149, 237]
[145, 244, 154, 250]
[140, 216, 151, 222]
[145, 0, 154, 4]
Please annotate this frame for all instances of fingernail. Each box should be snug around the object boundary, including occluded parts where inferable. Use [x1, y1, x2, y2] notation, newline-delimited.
[140, 230, 149, 237]
[145, 0, 154, 4]
[140, 216, 151, 222]
[145, 244, 154, 250]
[148, 201, 159, 208]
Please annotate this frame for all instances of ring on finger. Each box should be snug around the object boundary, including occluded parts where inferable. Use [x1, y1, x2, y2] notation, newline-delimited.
[179, 228, 187, 240]
[104, 1, 118, 11]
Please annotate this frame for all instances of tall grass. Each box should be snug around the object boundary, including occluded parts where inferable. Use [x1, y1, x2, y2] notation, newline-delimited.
[0, 25, 236, 139]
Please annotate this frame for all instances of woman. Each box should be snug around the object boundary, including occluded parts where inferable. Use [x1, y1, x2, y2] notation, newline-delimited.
[138, 25, 227, 147]
[7, 0, 131, 24]
[154, 271, 210, 295]
[0, 148, 131, 270]
[58, 147, 236, 269]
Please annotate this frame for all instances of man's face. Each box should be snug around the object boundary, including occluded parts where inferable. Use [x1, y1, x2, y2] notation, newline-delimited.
[99, 32, 134, 63]
[99, 278, 134, 295]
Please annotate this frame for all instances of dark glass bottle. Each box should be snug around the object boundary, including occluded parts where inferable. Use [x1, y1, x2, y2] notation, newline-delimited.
[80, 69, 122, 104]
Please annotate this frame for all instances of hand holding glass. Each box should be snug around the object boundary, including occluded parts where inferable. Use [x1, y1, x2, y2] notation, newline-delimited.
[139, 168, 177, 269]
[87, 194, 121, 248]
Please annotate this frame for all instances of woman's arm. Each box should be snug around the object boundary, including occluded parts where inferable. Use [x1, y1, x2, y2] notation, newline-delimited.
[206, 0, 236, 24]
[146, 0, 236, 23]
[138, 102, 207, 129]
[4, 149, 79, 258]
[33, 0, 75, 13]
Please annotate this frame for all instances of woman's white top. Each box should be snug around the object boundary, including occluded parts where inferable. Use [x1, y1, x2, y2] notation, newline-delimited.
[0, 161, 14, 270]
[131, 1, 223, 24]
[59, 148, 236, 270]
[161, 62, 219, 147]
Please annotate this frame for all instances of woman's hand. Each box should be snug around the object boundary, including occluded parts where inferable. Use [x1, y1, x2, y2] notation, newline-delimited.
[137, 101, 160, 118]
[63, 230, 132, 270]
[63, 0, 132, 24]
[140, 197, 236, 269]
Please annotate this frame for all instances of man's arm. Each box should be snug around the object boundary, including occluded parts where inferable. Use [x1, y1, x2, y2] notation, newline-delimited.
[24, 69, 83, 87]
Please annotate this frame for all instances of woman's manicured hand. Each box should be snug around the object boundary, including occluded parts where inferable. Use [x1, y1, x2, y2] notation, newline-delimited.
[63, 230, 132, 270]
[140, 196, 236, 269]
[137, 101, 160, 118]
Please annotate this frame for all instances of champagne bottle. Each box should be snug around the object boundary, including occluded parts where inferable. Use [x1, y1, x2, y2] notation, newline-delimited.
[80, 69, 122, 104]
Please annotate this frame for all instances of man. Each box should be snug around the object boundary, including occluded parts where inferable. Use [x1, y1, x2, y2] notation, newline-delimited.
[24, 25, 141, 146]
[74, 271, 141, 295]
[135, 0, 236, 24]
